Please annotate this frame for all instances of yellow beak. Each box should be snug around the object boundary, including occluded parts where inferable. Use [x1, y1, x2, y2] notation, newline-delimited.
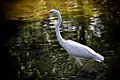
[40, 11, 50, 16]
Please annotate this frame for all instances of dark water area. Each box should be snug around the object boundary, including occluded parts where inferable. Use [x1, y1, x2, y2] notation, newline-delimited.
[1, 0, 120, 80]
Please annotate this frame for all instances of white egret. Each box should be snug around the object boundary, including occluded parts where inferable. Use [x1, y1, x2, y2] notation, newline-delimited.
[40, 9, 104, 66]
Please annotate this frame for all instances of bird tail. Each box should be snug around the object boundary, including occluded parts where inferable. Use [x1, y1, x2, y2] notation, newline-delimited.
[94, 53, 104, 62]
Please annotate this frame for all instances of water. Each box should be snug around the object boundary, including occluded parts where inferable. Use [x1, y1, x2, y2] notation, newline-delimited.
[6, 0, 108, 80]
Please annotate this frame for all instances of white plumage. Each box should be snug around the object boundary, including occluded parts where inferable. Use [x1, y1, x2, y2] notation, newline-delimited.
[42, 9, 104, 66]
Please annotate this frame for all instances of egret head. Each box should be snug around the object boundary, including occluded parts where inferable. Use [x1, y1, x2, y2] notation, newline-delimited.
[40, 9, 59, 16]
[50, 9, 59, 14]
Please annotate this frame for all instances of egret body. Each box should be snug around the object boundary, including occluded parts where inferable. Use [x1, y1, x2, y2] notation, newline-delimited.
[41, 9, 104, 66]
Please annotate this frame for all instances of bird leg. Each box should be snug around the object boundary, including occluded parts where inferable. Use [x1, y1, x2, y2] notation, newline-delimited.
[75, 58, 83, 66]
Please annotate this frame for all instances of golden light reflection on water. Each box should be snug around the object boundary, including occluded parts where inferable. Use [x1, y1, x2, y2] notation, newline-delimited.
[4, 0, 99, 22]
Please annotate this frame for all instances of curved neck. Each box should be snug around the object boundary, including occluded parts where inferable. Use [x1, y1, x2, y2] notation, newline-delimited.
[55, 12, 65, 45]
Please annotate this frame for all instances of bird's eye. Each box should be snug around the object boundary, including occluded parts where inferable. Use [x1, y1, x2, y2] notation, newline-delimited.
[50, 11, 53, 13]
